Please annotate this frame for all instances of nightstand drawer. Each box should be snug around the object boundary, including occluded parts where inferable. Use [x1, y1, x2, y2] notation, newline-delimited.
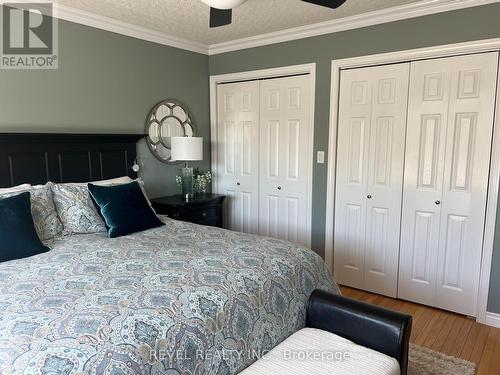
[151, 194, 225, 229]
[184, 207, 217, 221]
[166, 211, 181, 219]
[188, 215, 219, 227]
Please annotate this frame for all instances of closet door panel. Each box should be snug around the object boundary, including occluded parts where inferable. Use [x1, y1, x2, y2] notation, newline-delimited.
[335, 64, 409, 295]
[435, 53, 498, 316]
[334, 69, 372, 289]
[364, 64, 410, 297]
[260, 114, 280, 238]
[216, 81, 260, 234]
[400, 52, 498, 315]
[259, 75, 312, 246]
[398, 61, 450, 305]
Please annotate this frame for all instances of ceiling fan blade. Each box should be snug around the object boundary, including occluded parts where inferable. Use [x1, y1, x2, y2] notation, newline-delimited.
[302, 0, 347, 9]
[210, 7, 232, 27]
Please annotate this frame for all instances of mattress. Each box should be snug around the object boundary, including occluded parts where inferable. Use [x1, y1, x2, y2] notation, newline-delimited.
[0, 217, 338, 374]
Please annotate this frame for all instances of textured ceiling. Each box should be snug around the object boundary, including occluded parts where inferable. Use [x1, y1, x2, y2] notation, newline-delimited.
[53, 0, 422, 45]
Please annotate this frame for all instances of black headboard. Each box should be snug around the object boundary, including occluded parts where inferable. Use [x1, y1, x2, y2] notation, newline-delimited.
[0, 133, 144, 188]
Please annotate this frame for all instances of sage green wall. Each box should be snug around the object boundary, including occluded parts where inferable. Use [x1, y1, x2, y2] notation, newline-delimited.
[0, 18, 210, 198]
[2, 4, 500, 313]
[209, 3, 500, 313]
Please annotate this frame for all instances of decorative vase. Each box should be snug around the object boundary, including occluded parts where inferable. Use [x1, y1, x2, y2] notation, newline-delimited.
[181, 167, 194, 200]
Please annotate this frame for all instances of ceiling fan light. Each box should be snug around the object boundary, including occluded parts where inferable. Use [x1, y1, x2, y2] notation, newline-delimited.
[200, 0, 247, 10]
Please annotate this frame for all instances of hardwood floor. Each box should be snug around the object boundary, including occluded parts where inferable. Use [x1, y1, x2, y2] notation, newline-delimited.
[340, 286, 500, 375]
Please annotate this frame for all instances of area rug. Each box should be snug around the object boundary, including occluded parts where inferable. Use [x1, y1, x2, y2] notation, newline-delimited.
[409, 344, 476, 375]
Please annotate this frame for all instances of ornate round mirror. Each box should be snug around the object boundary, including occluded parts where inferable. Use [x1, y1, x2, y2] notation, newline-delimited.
[145, 100, 195, 163]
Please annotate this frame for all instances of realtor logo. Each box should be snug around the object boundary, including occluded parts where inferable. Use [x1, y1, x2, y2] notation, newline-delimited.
[1, 1, 58, 69]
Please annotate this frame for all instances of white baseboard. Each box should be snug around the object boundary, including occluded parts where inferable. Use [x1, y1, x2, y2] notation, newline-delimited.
[485, 312, 500, 328]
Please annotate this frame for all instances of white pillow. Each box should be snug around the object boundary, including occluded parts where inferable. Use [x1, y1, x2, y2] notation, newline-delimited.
[136, 178, 153, 207]
[0, 183, 32, 194]
[66, 176, 133, 187]
[95, 176, 133, 186]
[92, 176, 152, 207]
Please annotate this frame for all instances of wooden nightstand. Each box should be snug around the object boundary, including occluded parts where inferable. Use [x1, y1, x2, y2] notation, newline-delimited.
[151, 194, 226, 228]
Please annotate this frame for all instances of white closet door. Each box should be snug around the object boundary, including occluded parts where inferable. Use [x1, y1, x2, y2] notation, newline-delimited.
[334, 63, 409, 296]
[399, 53, 498, 316]
[398, 60, 451, 306]
[259, 75, 312, 246]
[334, 69, 372, 289]
[437, 53, 498, 315]
[364, 64, 410, 297]
[216, 81, 260, 234]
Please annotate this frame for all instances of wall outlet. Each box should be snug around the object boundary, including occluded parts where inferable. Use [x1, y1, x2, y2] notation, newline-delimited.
[317, 151, 325, 164]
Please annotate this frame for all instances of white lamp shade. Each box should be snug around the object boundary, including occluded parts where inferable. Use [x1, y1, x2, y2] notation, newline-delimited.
[171, 137, 203, 161]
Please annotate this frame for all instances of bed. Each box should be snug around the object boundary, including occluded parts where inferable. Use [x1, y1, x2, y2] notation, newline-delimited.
[0, 134, 338, 374]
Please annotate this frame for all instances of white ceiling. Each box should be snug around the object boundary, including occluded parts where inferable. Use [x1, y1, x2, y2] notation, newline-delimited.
[53, 0, 423, 45]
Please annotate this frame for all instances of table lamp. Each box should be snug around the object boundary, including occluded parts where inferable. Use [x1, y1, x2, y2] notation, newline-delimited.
[171, 137, 203, 201]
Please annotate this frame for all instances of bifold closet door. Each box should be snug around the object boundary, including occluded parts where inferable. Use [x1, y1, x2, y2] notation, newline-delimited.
[334, 63, 410, 297]
[399, 53, 498, 316]
[216, 81, 260, 234]
[259, 75, 312, 246]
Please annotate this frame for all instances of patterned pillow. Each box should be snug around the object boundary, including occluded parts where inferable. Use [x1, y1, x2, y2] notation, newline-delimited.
[51, 183, 107, 234]
[51, 177, 149, 234]
[0, 184, 63, 241]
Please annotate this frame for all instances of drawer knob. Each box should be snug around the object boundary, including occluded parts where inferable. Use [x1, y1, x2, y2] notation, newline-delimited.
[367, 195, 372, 199]
[435, 200, 441, 205]
[237, 182, 241, 186]
[277, 186, 282, 190]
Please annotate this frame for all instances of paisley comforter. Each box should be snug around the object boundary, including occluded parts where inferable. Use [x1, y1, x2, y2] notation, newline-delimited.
[0, 217, 338, 374]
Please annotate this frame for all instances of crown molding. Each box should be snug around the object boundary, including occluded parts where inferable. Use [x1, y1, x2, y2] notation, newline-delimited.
[53, 4, 209, 55]
[208, 0, 500, 55]
[50, 0, 499, 56]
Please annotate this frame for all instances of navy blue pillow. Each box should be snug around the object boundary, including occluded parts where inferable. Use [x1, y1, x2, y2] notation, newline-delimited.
[88, 181, 164, 238]
[0, 192, 50, 263]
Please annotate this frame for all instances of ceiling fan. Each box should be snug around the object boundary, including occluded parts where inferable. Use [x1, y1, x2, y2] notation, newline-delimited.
[200, 0, 348, 28]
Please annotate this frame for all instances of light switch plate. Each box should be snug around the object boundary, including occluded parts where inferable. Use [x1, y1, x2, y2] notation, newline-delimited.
[317, 151, 325, 164]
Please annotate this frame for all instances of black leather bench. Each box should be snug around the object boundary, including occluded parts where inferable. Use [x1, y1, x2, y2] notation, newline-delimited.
[307, 289, 412, 375]
[241, 289, 412, 375]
